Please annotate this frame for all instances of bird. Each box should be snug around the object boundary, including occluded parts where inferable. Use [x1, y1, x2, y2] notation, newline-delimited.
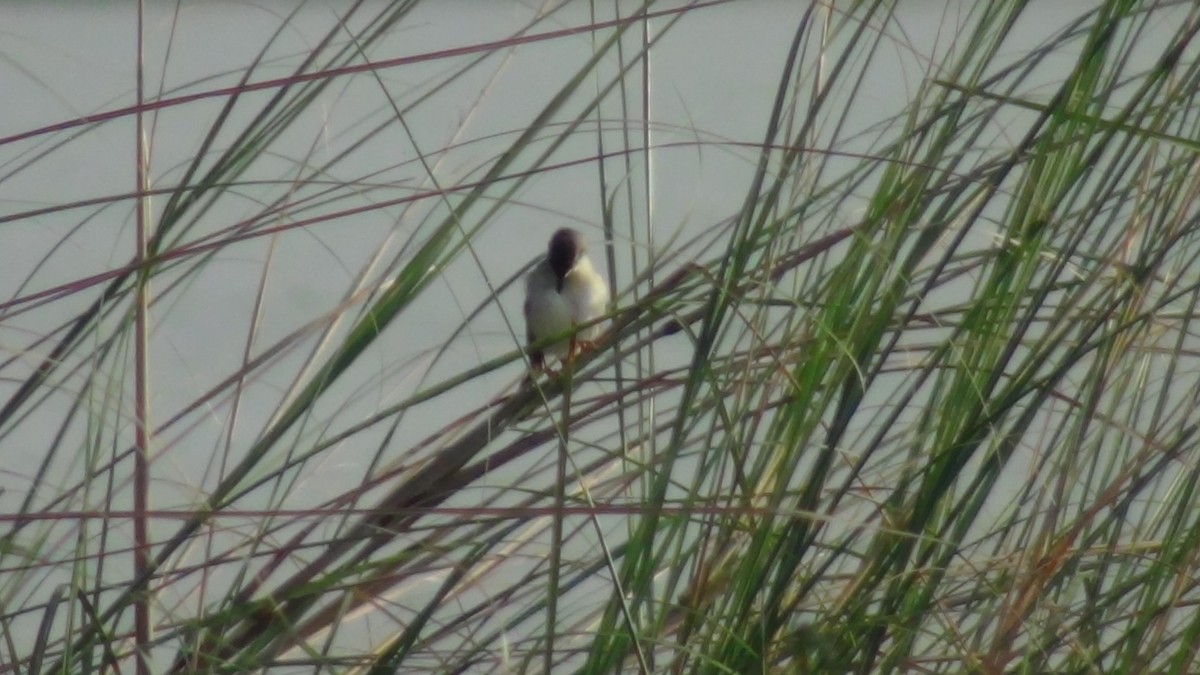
[523, 227, 609, 372]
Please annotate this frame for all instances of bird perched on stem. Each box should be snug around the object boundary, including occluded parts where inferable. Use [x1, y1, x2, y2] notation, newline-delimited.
[523, 227, 609, 372]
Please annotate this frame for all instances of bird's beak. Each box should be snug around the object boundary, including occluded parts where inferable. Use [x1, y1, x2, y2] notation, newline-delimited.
[556, 276, 565, 293]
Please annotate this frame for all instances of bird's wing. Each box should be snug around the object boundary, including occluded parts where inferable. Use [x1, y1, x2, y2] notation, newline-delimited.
[523, 294, 536, 347]
[522, 280, 544, 368]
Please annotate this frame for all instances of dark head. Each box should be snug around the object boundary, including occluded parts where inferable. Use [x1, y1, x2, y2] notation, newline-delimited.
[547, 228, 584, 291]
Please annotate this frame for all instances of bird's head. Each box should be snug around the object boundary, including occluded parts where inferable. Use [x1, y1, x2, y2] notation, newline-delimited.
[548, 228, 584, 292]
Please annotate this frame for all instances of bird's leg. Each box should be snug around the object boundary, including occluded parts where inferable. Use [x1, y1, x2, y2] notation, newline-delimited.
[560, 333, 598, 373]
[565, 335, 579, 366]
[529, 349, 546, 372]
[525, 350, 561, 382]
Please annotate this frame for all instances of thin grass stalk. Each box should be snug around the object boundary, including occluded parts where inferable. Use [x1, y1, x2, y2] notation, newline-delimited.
[546, 371, 571, 675]
[132, 1, 153, 672]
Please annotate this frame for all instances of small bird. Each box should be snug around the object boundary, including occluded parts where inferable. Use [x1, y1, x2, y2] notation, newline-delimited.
[523, 227, 609, 371]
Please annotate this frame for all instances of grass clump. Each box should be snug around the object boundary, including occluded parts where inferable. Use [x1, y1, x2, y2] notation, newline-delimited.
[2, 2, 1199, 672]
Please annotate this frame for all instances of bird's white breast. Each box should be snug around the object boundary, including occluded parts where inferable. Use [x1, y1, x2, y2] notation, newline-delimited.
[524, 255, 608, 359]
[561, 256, 609, 340]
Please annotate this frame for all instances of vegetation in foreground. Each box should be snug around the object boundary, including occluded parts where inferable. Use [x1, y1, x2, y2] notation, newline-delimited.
[1, 2, 1199, 672]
